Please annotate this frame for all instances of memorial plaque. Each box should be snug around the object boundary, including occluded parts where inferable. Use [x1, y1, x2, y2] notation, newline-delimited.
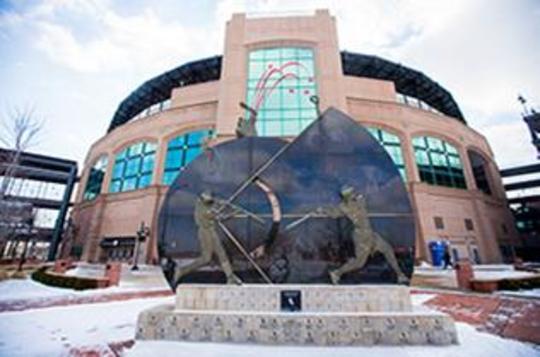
[280, 290, 302, 312]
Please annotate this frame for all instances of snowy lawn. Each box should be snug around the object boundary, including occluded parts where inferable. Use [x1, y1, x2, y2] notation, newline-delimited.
[65, 263, 169, 291]
[0, 290, 538, 357]
[414, 265, 538, 280]
[498, 288, 540, 299]
[0, 278, 78, 302]
[0, 275, 169, 305]
[0, 296, 173, 356]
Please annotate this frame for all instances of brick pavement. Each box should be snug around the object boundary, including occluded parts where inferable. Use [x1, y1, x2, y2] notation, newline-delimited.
[418, 290, 540, 344]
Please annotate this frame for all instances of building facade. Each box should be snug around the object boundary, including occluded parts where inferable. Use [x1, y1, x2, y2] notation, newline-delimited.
[71, 10, 519, 265]
[0, 149, 78, 262]
[501, 163, 540, 261]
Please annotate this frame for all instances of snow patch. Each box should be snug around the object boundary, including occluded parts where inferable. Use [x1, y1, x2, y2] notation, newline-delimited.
[0, 296, 173, 357]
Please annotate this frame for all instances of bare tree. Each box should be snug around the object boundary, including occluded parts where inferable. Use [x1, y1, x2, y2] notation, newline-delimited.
[0, 106, 44, 200]
[0, 106, 44, 260]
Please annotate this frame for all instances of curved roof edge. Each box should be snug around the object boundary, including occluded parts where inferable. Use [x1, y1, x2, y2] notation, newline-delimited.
[107, 56, 222, 132]
[341, 52, 465, 122]
[107, 51, 465, 132]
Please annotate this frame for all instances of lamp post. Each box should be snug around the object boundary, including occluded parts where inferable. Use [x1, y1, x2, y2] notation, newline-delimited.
[132, 221, 150, 271]
[518, 95, 540, 159]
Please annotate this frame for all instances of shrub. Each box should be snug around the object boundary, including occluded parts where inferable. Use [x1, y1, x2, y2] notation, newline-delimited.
[31, 267, 108, 290]
[497, 276, 540, 291]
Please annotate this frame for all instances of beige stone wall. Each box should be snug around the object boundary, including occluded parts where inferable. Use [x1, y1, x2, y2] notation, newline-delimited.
[72, 10, 519, 265]
[216, 9, 347, 141]
[343, 85, 518, 263]
[73, 82, 219, 262]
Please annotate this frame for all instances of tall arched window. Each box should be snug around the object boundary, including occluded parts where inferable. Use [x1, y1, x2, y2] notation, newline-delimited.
[413, 136, 466, 189]
[109, 141, 156, 193]
[468, 150, 491, 195]
[246, 47, 317, 136]
[366, 127, 406, 180]
[83, 155, 108, 200]
[162, 129, 213, 185]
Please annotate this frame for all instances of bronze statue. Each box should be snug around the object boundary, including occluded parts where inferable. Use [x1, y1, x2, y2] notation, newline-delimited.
[173, 191, 242, 285]
[235, 116, 257, 138]
[317, 186, 409, 284]
[235, 102, 258, 138]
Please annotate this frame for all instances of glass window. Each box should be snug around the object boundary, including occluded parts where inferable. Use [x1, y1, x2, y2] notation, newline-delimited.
[109, 141, 156, 193]
[139, 174, 152, 188]
[125, 157, 141, 177]
[110, 180, 121, 193]
[162, 129, 213, 185]
[130, 142, 143, 156]
[165, 149, 182, 170]
[366, 127, 407, 181]
[468, 150, 492, 195]
[413, 136, 467, 189]
[168, 136, 185, 148]
[83, 155, 108, 201]
[112, 161, 125, 179]
[246, 47, 318, 137]
[141, 156, 154, 174]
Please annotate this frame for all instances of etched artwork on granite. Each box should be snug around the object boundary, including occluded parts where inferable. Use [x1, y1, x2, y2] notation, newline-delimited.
[158, 108, 415, 288]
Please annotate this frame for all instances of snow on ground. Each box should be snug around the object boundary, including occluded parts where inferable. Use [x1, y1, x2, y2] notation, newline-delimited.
[126, 322, 540, 357]
[0, 265, 170, 304]
[474, 270, 537, 280]
[414, 265, 538, 280]
[0, 266, 538, 356]
[498, 288, 540, 299]
[0, 278, 167, 304]
[1, 292, 538, 357]
[64, 263, 170, 290]
[410, 293, 437, 306]
[0, 296, 173, 357]
[0, 279, 78, 302]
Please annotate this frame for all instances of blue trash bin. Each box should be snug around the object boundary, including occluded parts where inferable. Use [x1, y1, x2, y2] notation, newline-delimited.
[429, 241, 446, 267]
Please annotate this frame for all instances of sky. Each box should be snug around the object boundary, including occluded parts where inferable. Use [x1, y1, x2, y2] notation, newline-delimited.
[0, 0, 539, 170]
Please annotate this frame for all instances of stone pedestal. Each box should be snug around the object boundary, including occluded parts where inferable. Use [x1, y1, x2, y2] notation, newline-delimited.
[136, 284, 458, 346]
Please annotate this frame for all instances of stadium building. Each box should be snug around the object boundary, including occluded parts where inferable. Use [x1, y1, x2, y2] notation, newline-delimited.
[71, 10, 520, 265]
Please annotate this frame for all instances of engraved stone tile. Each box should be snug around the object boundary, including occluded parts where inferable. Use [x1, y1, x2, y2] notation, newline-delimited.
[136, 285, 457, 346]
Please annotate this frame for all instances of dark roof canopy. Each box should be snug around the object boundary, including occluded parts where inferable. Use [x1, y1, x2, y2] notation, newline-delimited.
[341, 52, 464, 122]
[107, 56, 222, 132]
[107, 51, 465, 132]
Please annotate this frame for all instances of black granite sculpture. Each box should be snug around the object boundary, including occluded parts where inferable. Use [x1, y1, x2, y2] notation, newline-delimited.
[159, 108, 415, 288]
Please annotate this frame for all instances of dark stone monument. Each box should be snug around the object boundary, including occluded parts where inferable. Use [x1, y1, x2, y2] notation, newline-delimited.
[137, 108, 458, 346]
[158, 108, 414, 288]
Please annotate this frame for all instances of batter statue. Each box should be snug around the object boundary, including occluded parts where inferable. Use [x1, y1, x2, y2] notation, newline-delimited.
[317, 186, 409, 284]
[173, 191, 242, 285]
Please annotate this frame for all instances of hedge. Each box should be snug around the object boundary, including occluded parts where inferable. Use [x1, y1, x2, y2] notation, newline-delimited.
[31, 267, 109, 290]
[497, 276, 540, 291]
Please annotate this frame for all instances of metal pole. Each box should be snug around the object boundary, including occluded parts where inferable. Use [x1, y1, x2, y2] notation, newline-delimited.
[216, 199, 265, 224]
[217, 221, 273, 284]
[217, 137, 297, 214]
[132, 221, 144, 271]
[47, 165, 77, 261]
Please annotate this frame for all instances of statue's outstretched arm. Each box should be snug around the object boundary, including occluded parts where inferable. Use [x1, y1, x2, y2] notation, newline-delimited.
[316, 206, 344, 219]
[215, 199, 265, 224]
[283, 206, 343, 233]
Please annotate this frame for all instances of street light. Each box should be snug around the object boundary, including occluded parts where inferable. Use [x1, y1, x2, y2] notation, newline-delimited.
[132, 221, 150, 271]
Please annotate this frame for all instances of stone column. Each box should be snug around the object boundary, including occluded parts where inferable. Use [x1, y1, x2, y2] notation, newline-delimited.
[105, 262, 122, 286]
[455, 260, 473, 290]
